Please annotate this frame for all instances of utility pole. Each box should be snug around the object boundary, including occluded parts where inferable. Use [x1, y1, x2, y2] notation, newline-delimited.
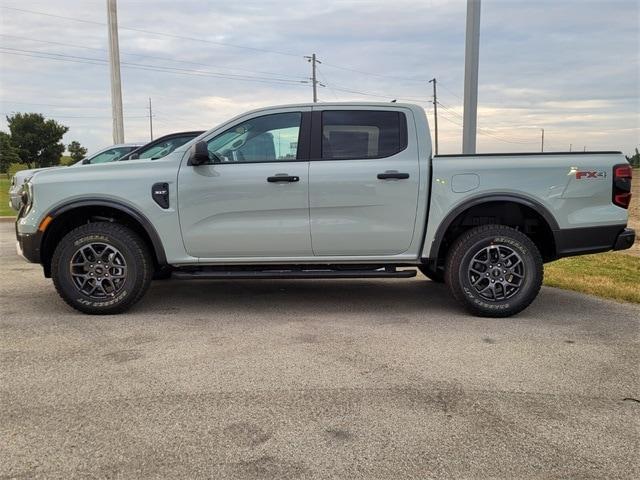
[462, 0, 481, 154]
[429, 78, 439, 155]
[583, 146, 586, 152]
[304, 53, 322, 103]
[148, 97, 153, 141]
[541, 128, 544, 152]
[569, 143, 572, 152]
[107, 0, 124, 143]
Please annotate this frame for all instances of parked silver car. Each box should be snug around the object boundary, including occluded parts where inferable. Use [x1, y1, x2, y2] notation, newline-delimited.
[8, 143, 141, 211]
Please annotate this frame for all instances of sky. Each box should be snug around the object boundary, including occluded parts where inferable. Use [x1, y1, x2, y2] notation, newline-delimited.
[0, 0, 638, 156]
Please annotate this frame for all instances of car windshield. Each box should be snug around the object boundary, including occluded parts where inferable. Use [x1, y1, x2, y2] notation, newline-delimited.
[79, 146, 137, 165]
[136, 135, 198, 160]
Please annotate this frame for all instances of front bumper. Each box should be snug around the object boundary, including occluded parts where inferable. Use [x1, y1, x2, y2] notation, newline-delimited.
[16, 231, 41, 264]
[613, 228, 636, 251]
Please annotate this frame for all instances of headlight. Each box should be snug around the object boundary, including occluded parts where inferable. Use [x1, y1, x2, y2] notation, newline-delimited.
[20, 181, 34, 214]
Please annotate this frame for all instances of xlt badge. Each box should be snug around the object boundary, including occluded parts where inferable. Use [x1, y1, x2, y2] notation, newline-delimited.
[152, 182, 170, 209]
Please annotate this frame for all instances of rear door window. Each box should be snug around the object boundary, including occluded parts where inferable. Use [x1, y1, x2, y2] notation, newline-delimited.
[321, 110, 407, 160]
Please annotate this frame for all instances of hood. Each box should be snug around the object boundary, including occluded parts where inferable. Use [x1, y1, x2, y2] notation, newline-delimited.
[12, 166, 61, 185]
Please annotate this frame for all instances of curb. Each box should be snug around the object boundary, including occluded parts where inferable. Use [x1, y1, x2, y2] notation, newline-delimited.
[0, 217, 16, 222]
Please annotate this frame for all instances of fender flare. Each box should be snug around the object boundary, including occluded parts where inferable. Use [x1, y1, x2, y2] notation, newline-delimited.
[428, 193, 560, 260]
[43, 198, 167, 265]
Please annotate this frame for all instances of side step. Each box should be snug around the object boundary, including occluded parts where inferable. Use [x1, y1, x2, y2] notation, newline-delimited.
[172, 268, 417, 280]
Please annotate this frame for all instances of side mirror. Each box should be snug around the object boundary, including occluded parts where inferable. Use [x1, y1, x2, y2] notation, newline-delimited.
[129, 153, 140, 160]
[189, 141, 210, 166]
[82, 158, 90, 165]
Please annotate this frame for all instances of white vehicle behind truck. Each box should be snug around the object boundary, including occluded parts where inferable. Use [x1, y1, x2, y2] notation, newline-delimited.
[14, 103, 634, 316]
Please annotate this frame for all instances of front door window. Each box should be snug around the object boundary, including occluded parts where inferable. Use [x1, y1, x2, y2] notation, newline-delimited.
[206, 112, 302, 163]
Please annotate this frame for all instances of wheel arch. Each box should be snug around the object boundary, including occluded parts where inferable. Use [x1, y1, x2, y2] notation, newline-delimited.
[427, 194, 559, 269]
[40, 199, 167, 277]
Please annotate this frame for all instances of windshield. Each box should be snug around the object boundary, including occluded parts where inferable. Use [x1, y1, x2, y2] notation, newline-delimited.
[78, 146, 137, 165]
[136, 135, 198, 160]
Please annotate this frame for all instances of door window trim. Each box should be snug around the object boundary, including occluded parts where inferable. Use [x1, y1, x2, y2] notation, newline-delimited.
[310, 110, 408, 161]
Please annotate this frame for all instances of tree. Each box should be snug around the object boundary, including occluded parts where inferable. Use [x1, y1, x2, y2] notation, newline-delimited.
[59, 155, 75, 166]
[6, 113, 68, 168]
[0, 131, 20, 173]
[625, 148, 640, 168]
[68, 140, 88, 163]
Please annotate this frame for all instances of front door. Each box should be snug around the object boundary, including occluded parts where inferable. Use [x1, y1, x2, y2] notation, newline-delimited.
[178, 110, 312, 258]
[309, 108, 420, 256]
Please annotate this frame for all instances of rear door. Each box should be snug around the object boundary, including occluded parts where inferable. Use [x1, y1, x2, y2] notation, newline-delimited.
[178, 109, 312, 258]
[309, 108, 420, 256]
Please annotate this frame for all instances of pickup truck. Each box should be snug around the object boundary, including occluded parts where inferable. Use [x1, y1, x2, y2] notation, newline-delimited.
[14, 103, 635, 317]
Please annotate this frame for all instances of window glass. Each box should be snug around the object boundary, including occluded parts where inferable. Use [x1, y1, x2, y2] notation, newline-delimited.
[87, 146, 135, 164]
[206, 112, 301, 163]
[137, 135, 196, 160]
[321, 111, 406, 160]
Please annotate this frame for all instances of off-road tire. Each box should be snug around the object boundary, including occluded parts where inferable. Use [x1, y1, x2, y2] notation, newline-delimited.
[418, 265, 444, 283]
[51, 222, 153, 314]
[445, 225, 543, 317]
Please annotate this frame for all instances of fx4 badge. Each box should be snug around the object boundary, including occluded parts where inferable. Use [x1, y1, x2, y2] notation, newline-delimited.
[576, 170, 606, 179]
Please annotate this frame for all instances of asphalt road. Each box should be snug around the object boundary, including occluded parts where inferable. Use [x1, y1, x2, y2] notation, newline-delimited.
[1, 222, 639, 479]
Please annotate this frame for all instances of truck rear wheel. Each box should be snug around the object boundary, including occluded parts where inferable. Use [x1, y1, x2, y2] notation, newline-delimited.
[51, 222, 153, 315]
[445, 225, 543, 317]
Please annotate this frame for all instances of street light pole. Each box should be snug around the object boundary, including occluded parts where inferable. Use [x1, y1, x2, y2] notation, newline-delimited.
[429, 78, 439, 155]
[107, 0, 124, 144]
[462, 0, 481, 154]
[148, 97, 153, 141]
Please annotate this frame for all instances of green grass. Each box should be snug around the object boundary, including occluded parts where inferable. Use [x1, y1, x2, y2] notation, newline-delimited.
[544, 252, 640, 303]
[0, 178, 14, 217]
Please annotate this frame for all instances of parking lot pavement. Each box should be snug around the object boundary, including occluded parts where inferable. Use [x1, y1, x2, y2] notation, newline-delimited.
[1, 222, 639, 479]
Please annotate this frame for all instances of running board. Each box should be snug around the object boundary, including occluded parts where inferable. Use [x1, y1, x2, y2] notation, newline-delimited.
[172, 268, 417, 280]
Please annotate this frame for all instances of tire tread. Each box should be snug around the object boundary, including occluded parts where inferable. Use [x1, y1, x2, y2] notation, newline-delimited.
[51, 222, 153, 314]
[444, 225, 543, 317]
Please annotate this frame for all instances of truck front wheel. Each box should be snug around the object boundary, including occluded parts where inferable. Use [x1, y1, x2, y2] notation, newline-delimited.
[445, 225, 543, 317]
[51, 222, 153, 315]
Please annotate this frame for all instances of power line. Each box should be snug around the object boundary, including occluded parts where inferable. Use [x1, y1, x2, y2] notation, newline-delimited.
[318, 76, 429, 104]
[0, 6, 302, 58]
[0, 34, 307, 81]
[1, 7, 431, 84]
[437, 100, 539, 144]
[437, 111, 539, 146]
[0, 111, 149, 119]
[320, 61, 428, 83]
[0, 47, 309, 86]
[315, 66, 339, 101]
[437, 81, 464, 102]
[0, 100, 145, 110]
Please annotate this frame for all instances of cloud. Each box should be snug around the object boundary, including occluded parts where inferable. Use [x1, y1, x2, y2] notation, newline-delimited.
[0, 0, 637, 155]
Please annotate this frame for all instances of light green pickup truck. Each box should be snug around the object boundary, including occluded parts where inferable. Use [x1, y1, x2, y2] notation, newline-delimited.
[15, 103, 635, 317]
